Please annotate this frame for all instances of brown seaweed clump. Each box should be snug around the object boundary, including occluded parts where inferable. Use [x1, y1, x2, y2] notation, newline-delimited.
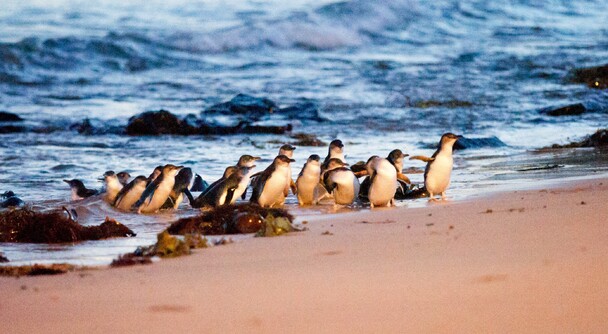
[111, 232, 208, 267]
[167, 203, 294, 236]
[0, 208, 136, 243]
[0, 263, 78, 277]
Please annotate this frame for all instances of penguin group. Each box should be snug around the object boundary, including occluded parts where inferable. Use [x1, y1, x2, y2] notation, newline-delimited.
[63, 133, 462, 213]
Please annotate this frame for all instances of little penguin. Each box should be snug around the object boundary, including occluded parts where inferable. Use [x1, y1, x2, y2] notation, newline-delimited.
[100, 171, 123, 204]
[295, 154, 321, 205]
[63, 179, 99, 201]
[116, 171, 131, 186]
[322, 158, 360, 206]
[365, 156, 398, 208]
[113, 176, 147, 211]
[1, 191, 25, 208]
[135, 164, 183, 213]
[192, 165, 256, 208]
[411, 133, 462, 200]
[250, 155, 295, 208]
[278, 144, 297, 195]
[146, 165, 163, 185]
[322, 139, 345, 171]
[161, 167, 195, 209]
[190, 174, 209, 192]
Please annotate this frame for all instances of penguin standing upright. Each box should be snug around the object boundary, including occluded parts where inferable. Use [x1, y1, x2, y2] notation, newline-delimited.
[113, 176, 147, 211]
[365, 156, 398, 208]
[250, 155, 295, 208]
[322, 158, 360, 206]
[162, 167, 195, 209]
[100, 171, 123, 204]
[411, 133, 462, 200]
[295, 154, 321, 205]
[135, 164, 183, 213]
[192, 165, 256, 209]
[321, 139, 345, 171]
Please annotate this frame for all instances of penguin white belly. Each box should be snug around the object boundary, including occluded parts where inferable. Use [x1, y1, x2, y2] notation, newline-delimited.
[258, 172, 289, 207]
[368, 173, 397, 207]
[231, 176, 252, 204]
[331, 171, 359, 205]
[115, 184, 146, 211]
[104, 181, 123, 204]
[71, 189, 84, 201]
[140, 181, 175, 213]
[296, 173, 319, 205]
[425, 155, 453, 194]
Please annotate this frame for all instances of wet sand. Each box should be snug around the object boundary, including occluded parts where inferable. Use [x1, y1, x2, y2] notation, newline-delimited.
[1, 177, 608, 333]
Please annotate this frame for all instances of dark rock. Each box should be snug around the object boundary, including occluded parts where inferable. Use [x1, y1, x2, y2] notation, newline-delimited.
[454, 136, 507, 150]
[126, 109, 198, 135]
[0, 209, 136, 243]
[570, 64, 608, 89]
[0, 111, 23, 122]
[290, 133, 326, 146]
[540, 103, 586, 117]
[0, 252, 8, 263]
[551, 129, 608, 148]
[204, 94, 277, 117]
[414, 100, 473, 108]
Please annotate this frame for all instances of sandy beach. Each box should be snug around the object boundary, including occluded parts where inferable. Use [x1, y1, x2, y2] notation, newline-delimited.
[1, 177, 607, 333]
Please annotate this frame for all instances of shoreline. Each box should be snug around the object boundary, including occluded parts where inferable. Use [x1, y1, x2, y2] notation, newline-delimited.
[2, 176, 608, 332]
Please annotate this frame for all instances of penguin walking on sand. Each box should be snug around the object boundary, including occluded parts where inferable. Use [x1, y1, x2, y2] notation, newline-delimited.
[364, 156, 398, 208]
[100, 171, 123, 204]
[113, 176, 147, 211]
[161, 167, 196, 209]
[295, 154, 321, 205]
[64, 179, 99, 201]
[323, 158, 360, 207]
[192, 165, 256, 209]
[249, 146, 295, 199]
[410, 133, 462, 200]
[250, 155, 295, 208]
[135, 164, 183, 213]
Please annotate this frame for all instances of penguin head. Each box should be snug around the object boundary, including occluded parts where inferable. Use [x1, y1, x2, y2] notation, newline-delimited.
[388, 149, 408, 164]
[326, 158, 348, 171]
[279, 144, 296, 158]
[439, 133, 463, 149]
[1, 190, 16, 199]
[63, 179, 85, 189]
[147, 165, 163, 183]
[365, 156, 382, 174]
[307, 154, 321, 165]
[329, 139, 344, 150]
[162, 164, 184, 177]
[275, 154, 295, 167]
[116, 171, 131, 186]
[133, 175, 148, 185]
[100, 171, 118, 183]
[238, 155, 261, 167]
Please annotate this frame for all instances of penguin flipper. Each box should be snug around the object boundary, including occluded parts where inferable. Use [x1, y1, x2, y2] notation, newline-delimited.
[133, 184, 156, 209]
[409, 155, 434, 163]
[397, 173, 411, 184]
[290, 179, 297, 195]
[225, 188, 236, 205]
[241, 187, 247, 200]
[183, 189, 195, 203]
[353, 170, 369, 178]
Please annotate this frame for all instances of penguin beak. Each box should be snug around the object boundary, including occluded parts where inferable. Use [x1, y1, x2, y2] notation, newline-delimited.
[456, 135, 463, 138]
[253, 156, 261, 161]
[289, 158, 296, 163]
[402, 153, 409, 158]
[176, 165, 184, 170]
[63, 180, 70, 184]
[250, 165, 257, 169]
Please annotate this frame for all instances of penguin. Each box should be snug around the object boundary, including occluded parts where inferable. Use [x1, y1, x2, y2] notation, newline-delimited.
[295, 154, 321, 205]
[116, 171, 131, 186]
[250, 155, 295, 208]
[387, 149, 411, 184]
[203, 155, 261, 199]
[410, 133, 462, 200]
[100, 171, 123, 204]
[63, 179, 99, 201]
[113, 176, 147, 211]
[192, 165, 256, 208]
[146, 165, 163, 185]
[322, 158, 360, 206]
[135, 164, 183, 213]
[1, 191, 25, 208]
[365, 156, 398, 208]
[322, 139, 345, 171]
[162, 167, 195, 209]
[278, 144, 296, 158]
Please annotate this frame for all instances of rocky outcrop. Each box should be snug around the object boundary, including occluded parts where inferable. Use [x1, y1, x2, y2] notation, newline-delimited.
[570, 64, 608, 89]
[540, 103, 586, 116]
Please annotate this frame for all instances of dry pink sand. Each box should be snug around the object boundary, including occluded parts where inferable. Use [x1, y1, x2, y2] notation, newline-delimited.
[1, 178, 608, 333]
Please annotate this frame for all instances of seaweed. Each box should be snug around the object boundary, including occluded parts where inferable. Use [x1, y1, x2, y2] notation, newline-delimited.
[0, 208, 135, 243]
[167, 203, 294, 235]
[0, 263, 78, 277]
